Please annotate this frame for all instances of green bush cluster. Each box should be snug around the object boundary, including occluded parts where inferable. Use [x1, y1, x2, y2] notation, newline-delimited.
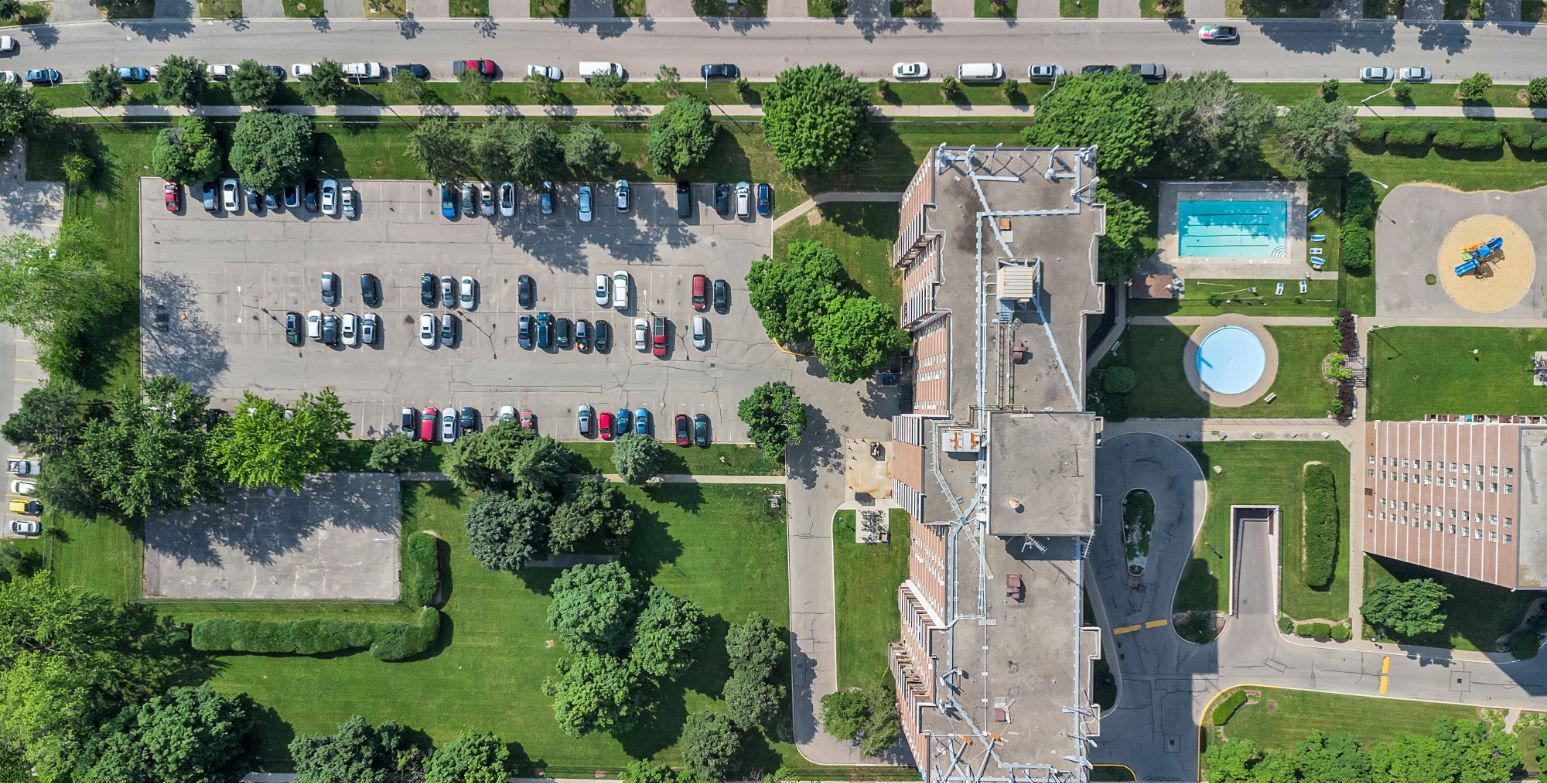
[1509, 631, 1540, 660]
[1431, 124, 1503, 150]
[190, 606, 441, 662]
[403, 532, 444, 609]
[1330, 625, 1352, 641]
[1294, 621, 1332, 639]
[1340, 225, 1371, 271]
[1277, 615, 1294, 634]
[1302, 463, 1339, 589]
[1211, 689, 1249, 726]
[1359, 122, 1506, 152]
[1340, 173, 1376, 272]
[1503, 123, 1547, 153]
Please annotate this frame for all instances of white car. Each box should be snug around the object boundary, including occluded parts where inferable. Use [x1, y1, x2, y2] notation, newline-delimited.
[341, 185, 357, 219]
[612, 271, 630, 311]
[418, 313, 437, 347]
[340, 313, 359, 347]
[498, 405, 516, 423]
[342, 61, 385, 81]
[892, 62, 928, 80]
[10, 480, 34, 495]
[577, 185, 593, 223]
[479, 183, 494, 216]
[527, 64, 562, 81]
[360, 312, 379, 345]
[320, 179, 339, 216]
[207, 63, 236, 80]
[221, 178, 240, 213]
[633, 318, 648, 351]
[459, 276, 477, 310]
[1398, 66, 1432, 83]
[1360, 66, 1393, 83]
[594, 274, 611, 307]
[8, 519, 38, 537]
[734, 181, 750, 218]
[0, 36, 16, 54]
[291, 63, 314, 79]
[1027, 64, 1065, 83]
[440, 408, 458, 443]
[692, 315, 708, 350]
[498, 182, 515, 217]
[306, 310, 322, 340]
[0, 72, 16, 85]
[6, 459, 39, 476]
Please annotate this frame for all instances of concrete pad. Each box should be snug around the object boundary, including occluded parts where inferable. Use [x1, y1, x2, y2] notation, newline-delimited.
[1015, 0, 1060, 16]
[647, 0, 694, 13]
[766, 0, 806, 14]
[407, 0, 449, 15]
[0, 141, 61, 437]
[932, 0, 973, 14]
[486, 0, 529, 14]
[243, 0, 286, 15]
[142, 473, 402, 601]
[154, 0, 196, 17]
[569, 0, 612, 16]
[1189, 0, 1225, 14]
[322, 0, 360, 15]
[1098, 0, 1138, 16]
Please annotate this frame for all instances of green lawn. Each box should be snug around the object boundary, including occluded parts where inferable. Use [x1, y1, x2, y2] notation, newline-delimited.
[890, 0, 933, 14]
[1128, 278, 1339, 318]
[808, 0, 846, 13]
[1060, 0, 1097, 14]
[974, 0, 1017, 15]
[450, 0, 489, 12]
[1363, 555, 1536, 653]
[1367, 327, 1547, 420]
[613, 0, 645, 12]
[282, 0, 320, 14]
[833, 509, 909, 690]
[1215, 686, 1486, 752]
[1173, 442, 1351, 624]
[1140, 0, 1183, 15]
[45, 513, 141, 603]
[0, 2, 47, 23]
[1097, 325, 1339, 420]
[565, 442, 784, 477]
[1526, 0, 1544, 20]
[198, 0, 243, 16]
[772, 202, 902, 311]
[1224, 0, 1331, 14]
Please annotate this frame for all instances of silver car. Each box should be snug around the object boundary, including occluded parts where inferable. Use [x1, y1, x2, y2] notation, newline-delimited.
[577, 185, 593, 223]
[440, 408, 459, 443]
[360, 312, 379, 345]
[221, 178, 240, 213]
[480, 183, 495, 216]
[1360, 66, 1393, 83]
[341, 185, 357, 219]
[459, 275, 477, 310]
[320, 179, 339, 216]
[340, 313, 359, 347]
[1398, 66, 1432, 83]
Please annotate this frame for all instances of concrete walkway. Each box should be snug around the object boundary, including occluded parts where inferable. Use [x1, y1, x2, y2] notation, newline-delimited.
[768, 191, 902, 231]
[397, 470, 783, 483]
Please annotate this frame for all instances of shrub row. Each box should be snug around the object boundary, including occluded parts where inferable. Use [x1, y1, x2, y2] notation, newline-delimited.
[1211, 690, 1249, 726]
[1510, 631, 1541, 660]
[1359, 121, 1507, 151]
[1293, 622, 1352, 641]
[1335, 309, 1358, 356]
[1340, 225, 1371, 271]
[1302, 464, 1340, 589]
[1337, 379, 1357, 423]
[1503, 123, 1547, 153]
[403, 532, 445, 609]
[190, 606, 441, 662]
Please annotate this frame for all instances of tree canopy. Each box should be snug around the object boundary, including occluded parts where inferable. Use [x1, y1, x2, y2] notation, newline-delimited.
[549, 475, 635, 554]
[544, 652, 652, 738]
[152, 116, 224, 185]
[2, 378, 85, 457]
[464, 488, 554, 572]
[289, 717, 425, 783]
[210, 389, 351, 492]
[681, 712, 744, 782]
[737, 382, 806, 458]
[1023, 70, 1155, 176]
[546, 562, 640, 656]
[424, 730, 508, 783]
[629, 586, 707, 678]
[0, 81, 48, 148]
[157, 55, 207, 107]
[80, 685, 254, 783]
[612, 433, 662, 485]
[762, 64, 872, 176]
[299, 60, 347, 105]
[85, 65, 125, 108]
[445, 421, 537, 491]
[230, 59, 282, 106]
[367, 432, 428, 473]
[746, 241, 846, 347]
[820, 682, 901, 755]
[1362, 577, 1449, 638]
[0, 219, 131, 381]
[228, 112, 314, 195]
[78, 375, 222, 519]
[812, 295, 907, 384]
[1096, 185, 1154, 282]
[646, 96, 718, 177]
[1151, 71, 1274, 176]
[408, 118, 474, 185]
[564, 123, 623, 174]
[1276, 97, 1358, 177]
[476, 120, 563, 184]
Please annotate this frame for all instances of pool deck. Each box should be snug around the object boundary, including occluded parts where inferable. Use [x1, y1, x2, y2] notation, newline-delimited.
[1183, 314, 1279, 407]
[1149, 181, 1313, 281]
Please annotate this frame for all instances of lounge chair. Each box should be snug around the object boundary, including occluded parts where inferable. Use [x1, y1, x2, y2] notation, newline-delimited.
[1275, 282, 1285, 295]
[1298, 279, 1309, 294]
[1308, 208, 1324, 220]
[1309, 258, 1326, 270]
[1310, 248, 1324, 256]
[1310, 234, 1326, 242]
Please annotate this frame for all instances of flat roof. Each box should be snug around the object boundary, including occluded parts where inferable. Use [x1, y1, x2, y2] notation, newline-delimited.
[1518, 427, 1547, 587]
[988, 412, 1098, 537]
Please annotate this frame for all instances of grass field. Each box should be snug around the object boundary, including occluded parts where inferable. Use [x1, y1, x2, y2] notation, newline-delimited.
[565, 442, 785, 476]
[974, 0, 1017, 14]
[1127, 278, 1340, 318]
[45, 513, 142, 603]
[198, 0, 244, 16]
[772, 202, 902, 311]
[1215, 686, 1486, 751]
[1097, 325, 1340, 420]
[1363, 555, 1536, 653]
[833, 509, 909, 690]
[1367, 327, 1547, 420]
[1173, 442, 1351, 623]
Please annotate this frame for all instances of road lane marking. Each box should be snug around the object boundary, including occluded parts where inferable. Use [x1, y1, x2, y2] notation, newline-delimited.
[1379, 655, 1390, 694]
[1113, 623, 1143, 635]
[1145, 618, 1170, 629]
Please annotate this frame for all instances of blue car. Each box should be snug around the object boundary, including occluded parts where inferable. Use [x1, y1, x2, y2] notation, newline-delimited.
[633, 408, 650, 437]
[116, 66, 150, 84]
[614, 409, 630, 438]
[440, 185, 456, 219]
[23, 68, 59, 86]
[756, 183, 772, 217]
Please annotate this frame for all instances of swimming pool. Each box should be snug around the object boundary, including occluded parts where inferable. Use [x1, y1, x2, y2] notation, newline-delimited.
[1177, 199, 1289, 258]
[1196, 326, 1266, 395]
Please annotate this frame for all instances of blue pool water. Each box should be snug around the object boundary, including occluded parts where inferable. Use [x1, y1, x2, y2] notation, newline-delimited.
[1177, 199, 1289, 258]
[1196, 326, 1266, 395]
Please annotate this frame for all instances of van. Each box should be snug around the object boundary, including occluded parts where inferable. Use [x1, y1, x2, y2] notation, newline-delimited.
[578, 61, 623, 80]
[957, 62, 1003, 83]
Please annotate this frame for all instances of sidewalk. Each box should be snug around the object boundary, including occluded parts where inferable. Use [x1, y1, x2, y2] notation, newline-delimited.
[397, 470, 783, 483]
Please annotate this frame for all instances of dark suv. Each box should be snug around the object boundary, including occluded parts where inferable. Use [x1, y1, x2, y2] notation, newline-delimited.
[360, 274, 381, 307]
[676, 181, 693, 219]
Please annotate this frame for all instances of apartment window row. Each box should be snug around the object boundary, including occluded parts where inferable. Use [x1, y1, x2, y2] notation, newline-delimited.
[1372, 469, 1512, 494]
[1374, 498, 1511, 527]
[1371, 513, 1510, 543]
[1377, 455, 1513, 479]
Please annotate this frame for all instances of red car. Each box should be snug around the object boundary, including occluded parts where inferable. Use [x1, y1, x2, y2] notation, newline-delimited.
[651, 315, 668, 358]
[674, 414, 691, 446]
[452, 59, 497, 79]
[164, 182, 182, 213]
[519, 410, 535, 430]
[598, 411, 615, 441]
[419, 406, 439, 442]
[691, 274, 708, 312]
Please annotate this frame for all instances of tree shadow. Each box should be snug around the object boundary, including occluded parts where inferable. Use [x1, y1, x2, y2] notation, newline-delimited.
[621, 500, 686, 581]
[139, 271, 232, 395]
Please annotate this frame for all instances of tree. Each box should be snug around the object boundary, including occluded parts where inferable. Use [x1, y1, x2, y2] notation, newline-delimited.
[2, 378, 84, 456]
[0, 0, 20, 20]
[0, 219, 130, 382]
[385, 68, 428, 106]
[1253, 748, 1300, 783]
[612, 433, 662, 485]
[78, 375, 221, 519]
[544, 652, 651, 737]
[525, 71, 558, 106]
[424, 730, 508, 783]
[646, 95, 718, 177]
[819, 683, 900, 755]
[1276, 97, 1358, 177]
[563, 123, 622, 174]
[763, 64, 871, 176]
[1370, 732, 1451, 783]
[228, 112, 314, 196]
[84, 65, 125, 108]
[1200, 738, 1257, 783]
[1435, 718, 1519, 783]
[1024, 70, 1154, 176]
[655, 64, 682, 97]
[546, 562, 639, 655]
[300, 60, 347, 105]
[152, 116, 224, 185]
[458, 67, 492, 105]
[475, 120, 562, 184]
[724, 669, 783, 730]
[629, 586, 706, 678]
[157, 55, 207, 107]
[61, 153, 95, 187]
[589, 72, 627, 105]
[0, 542, 41, 583]
[230, 59, 282, 106]
[408, 117, 474, 185]
[1361, 577, 1449, 637]
[746, 241, 845, 347]
[1096, 185, 1153, 282]
[290, 717, 426, 783]
[550, 475, 635, 553]
[211, 389, 351, 492]
[80, 685, 254, 783]
[1529, 77, 1547, 106]
[464, 488, 553, 572]
[1296, 731, 1371, 783]
[681, 712, 743, 782]
[445, 421, 536, 491]
[367, 432, 427, 473]
[0, 81, 48, 148]
[1458, 72, 1493, 102]
[622, 760, 680, 783]
[1150, 71, 1274, 175]
[727, 613, 787, 678]
[509, 435, 577, 495]
[35, 448, 109, 518]
[737, 382, 805, 458]
[813, 296, 907, 384]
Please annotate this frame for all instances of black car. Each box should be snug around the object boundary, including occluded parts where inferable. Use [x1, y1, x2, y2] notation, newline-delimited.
[459, 406, 478, 434]
[246, 188, 263, 214]
[594, 319, 610, 353]
[284, 311, 303, 346]
[555, 317, 572, 349]
[713, 184, 731, 217]
[360, 274, 381, 308]
[712, 279, 729, 313]
[321, 313, 339, 345]
[518, 274, 535, 308]
[321, 273, 339, 306]
[756, 183, 771, 218]
[575, 319, 590, 352]
[420, 273, 436, 307]
[1081, 64, 1117, 75]
[676, 181, 693, 219]
[700, 63, 739, 80]
[262, 64, 287, 80]
[536, 312, 553, 349]
[391, 63, 430, 79]
[693, 413, 709, 447]
[518, 314, 534, 349]
[304, 179, 320, 212]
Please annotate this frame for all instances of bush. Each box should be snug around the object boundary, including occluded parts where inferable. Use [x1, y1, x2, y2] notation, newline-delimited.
[1431, 124, 1503, 151]
[1211, 690, 1248, 726]
[1392, 83, 1411, 103]
[1295, 621, 1333, 639]
[369, 607, 442, 661]
[1329, 625, 1352, 642]
[1336, 309, 1358, 355]
[189, 608, 440, 662]
[1302, 464, 1339, 590]
[1344, 173, 1377, 227]
[1381, 122, 1433, 149]
[1503, 123, 1546, 151]
[1318, 79, 1340, 101]
[1277, 615, 1294, 634]
[1340, 225, 1371, 271]
[403, 532, 444, 609]
[1102, 366, 1136, 394]
[1529, 78, 1547, 107]
[1510, 631, 1541, 660]
[1458, 72, 1492, 101]
[1355, 122, 1389, 147]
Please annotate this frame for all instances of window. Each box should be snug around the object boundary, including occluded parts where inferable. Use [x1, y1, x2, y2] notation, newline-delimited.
[1463, 480, 1471, 490]
[1464, 463, 1471, 473]
[1425, 476, 1432, 486]
[1450, 524, 1458, 534]
[1462, 527, 1470, 537]
[1491, 466, 1499, 476]
[1506, 467, 1514, 478]
[1491, 483, 1498, 493]
[1506, 517, 1513, 527]
[1450, 462, 1458, 472]
[1506, 484, 1514, 495]
[1370, 455, 1377, 465]
[1427, 460, 1435, 470]
[1475, 529, 1484, 540]
[1367, 509, 1375, 518]
[1425, 504, 1432, 514]
[1506, 534, 1513, 544]
[1450, 478, 1457, 488]
[1490, 532, 1498, 542]
[1368, 468, 1376, 478]
[1449, 509, 1457, 519]
[1462, 511, 1471, 521]
[1491, 515, 1498, 524]
[1424, 520, 1432, 530]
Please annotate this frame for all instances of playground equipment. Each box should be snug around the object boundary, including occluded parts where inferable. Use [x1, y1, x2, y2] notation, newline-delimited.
[1454, 236, 1505, 277]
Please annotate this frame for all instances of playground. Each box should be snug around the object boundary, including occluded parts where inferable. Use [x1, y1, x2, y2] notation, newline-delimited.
[1376, 184, 1547, 319]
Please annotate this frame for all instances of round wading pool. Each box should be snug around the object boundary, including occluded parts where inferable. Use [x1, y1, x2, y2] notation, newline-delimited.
[1195, 326, 1266, 395]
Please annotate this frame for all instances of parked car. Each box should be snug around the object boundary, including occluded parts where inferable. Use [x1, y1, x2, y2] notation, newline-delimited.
[479, 183, 494, 216]
[6, 459, 39, 476]
[594, 319, 610, 352]
[592, 274, 611, 307]
[10, 480, 35, 496]
[892, 62, 928, 80]
[8, 519, 38, 536]
[536, 312, 553, 349]
[499, 181, 515, 217]
[612, 271, 630, 311]
[8, 498, 39, 516]
[575, 319, 590, 352]
[527, 64, 562, 81]
[0, 36, 16, 54]
[452, 59, 497, 78]
[460, 183, 476, 217]
[321, 272, 339, 306]
[262, 191, 279, 213]
[1126, 63, 1166, 83]
[691, 315, 708, 350]
[245, 187, 262, 214]
[634, 317, 648, 351]
[613, 408, 630, 438]
[207, 63, 235, 80]
[700, 63, 739, 80]
[1198, 25, 1237, 42]
[360, 313, 379, 346]
[713, 183, 731, 217]
[577, 185, 593, 223]
[1399, 66, 1432, 82]
[1027, 64, 1065, 82]
[460, 407, 478, 434]
[520, 411, 535, 429]
[651, 315, 667, 357]
[262, 64, 287, 80]
[284, 184, 301, 209]
[341, 185, 357, 219]
[674, 414, 691, 446]
[391, 63, 431, 79]
[164, 182, 182, 213]
[498, 405, 516, 423]
[307, 310, 322, 340]
[734, 181, 750, 218]
[1081, 64, 1117, 75]
[518, 314, 534, 348]
[402, 407, 417, 430]
[291, 63, 315, 79]
[0, 71, 15, 85]
[518, 274, 535, 308]
[117, 66, 150, 83]
[756, 183, 771, 217]
[23, 68, 59, 85]
[419, 407, 439, 442]
[440, 408, 459, 443]
[691, 274, 709, 312]
[360, 274, 381, 307]
[633, 408, 651, 436]
[438, 185, 457, 219]
[693, 413, 709, 447]
[342, 61, 385, 81]
[201, 182, 218, 212]
[459, 276, 477, 310]
[439, 313, 458, 347]
[556, 317, 572, 349]
[320, 179, 339, 216]
[284, 312, 303, 346]
[713, 279, 729, 313]
[304, 178, 320, 212]
[540, 181, 555, 215]
[676, 180, 693, 219]
[598, 410, 615, 441]
[420, 273, 436, 306]
[1360, 66, 1393, 83]
[577, 403, 594, 436]
[334, 312, 356, 347]
[440, 275, 456, 308]
[419, 313, 437, 347]
[221, 178, 240, 213]
[321, 314, 339, 345]
[615, 179, 630, 212]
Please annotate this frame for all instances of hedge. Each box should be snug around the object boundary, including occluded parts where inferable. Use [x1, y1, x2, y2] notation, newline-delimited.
[1510, 631, 1541, 660]
[1431, 124, 1503, 151]
[1382, 122, 1433, 148]
[1295, 621, 1333, 639]
[1344, 174, 1377, 227]
[403, 532, 445, 609]
[1355, 122, 1389, 146]
[1302, 463, 1339, 589]
[1340, 225, 1371, 271]
[190, 607, 442, 662]
[1329, 625, 1351, 642]
[1211, 690, 1249, 726]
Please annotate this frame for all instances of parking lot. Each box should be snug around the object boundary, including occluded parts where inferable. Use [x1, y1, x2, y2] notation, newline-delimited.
[138, 178, 789, 444]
